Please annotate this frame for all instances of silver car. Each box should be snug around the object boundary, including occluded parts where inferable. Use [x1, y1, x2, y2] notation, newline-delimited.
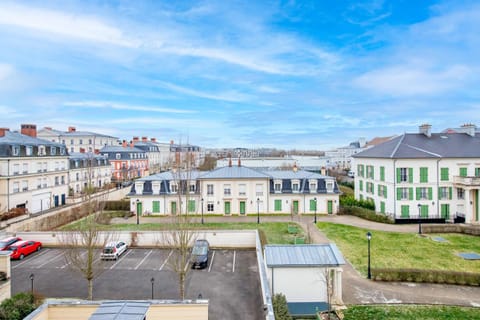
[101, 241, 127, 260]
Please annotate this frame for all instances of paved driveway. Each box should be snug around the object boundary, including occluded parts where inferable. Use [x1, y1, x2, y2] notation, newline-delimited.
[11, 248, 263, 320]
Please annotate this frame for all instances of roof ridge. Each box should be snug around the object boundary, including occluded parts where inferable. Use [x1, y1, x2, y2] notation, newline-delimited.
[403, 143, 442, 158]
[389, 134, 405, 158]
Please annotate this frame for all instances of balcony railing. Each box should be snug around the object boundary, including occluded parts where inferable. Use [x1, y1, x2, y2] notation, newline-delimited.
[453, 176, 480, 186]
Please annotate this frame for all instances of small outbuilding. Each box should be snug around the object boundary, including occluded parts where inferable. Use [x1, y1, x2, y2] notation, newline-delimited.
[264, 244, 345, 317]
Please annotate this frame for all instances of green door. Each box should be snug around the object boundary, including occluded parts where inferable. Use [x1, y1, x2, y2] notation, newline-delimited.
[293, 201, 299, 214]
[136, 202, 142, 217]
[327, 200, 333, 214]
[225, 201, 231, 215]
[240, 201, 246, 215]
[476, 190, 479, 222]
[171, 201, 177, 215]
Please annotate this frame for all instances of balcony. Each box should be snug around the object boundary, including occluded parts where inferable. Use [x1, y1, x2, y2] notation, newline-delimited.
[453, 176, 480, 187]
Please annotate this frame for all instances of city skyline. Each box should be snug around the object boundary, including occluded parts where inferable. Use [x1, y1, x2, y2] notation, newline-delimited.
[0, 0, 478, 149]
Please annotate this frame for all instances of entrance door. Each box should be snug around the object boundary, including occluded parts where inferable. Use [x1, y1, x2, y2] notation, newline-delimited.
[54, 195, 59, 207]
[240, 201, 246, 215]
[328, 200, 333, 214]
[171, 201, 177, 215]
[293, 201, 299, 214]
[136, 202, 143, 216]
[61, 194, 66, 205]
[224, 201, 231, 215]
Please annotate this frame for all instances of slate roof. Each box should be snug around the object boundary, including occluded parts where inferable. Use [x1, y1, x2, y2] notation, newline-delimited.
[89, 301, 150, 320]
[138, 170, 203, 181]
[101, 146, 145, 153]
[354, 133, 480, 159]
[0, 131, 64, 147]
[264, 244, 345, 267]
[198, 165, 271, 179]
[42, 128, 118, 139]
[266, 170, 331, 180]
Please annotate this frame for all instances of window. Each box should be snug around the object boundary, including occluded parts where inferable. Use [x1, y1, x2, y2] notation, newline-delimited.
[457, 188, 465, 200]
[70, 147, 74, 153]
[26, 146, 33, 156]
[420, 205, 429, 218]
[366, 182, 374, 194]
[70, 139, 74, 145]
[61, 176, 65, 185]
[326, 181, 334, 192]
[441, 204, 450, 219]
[380, 201, 385, 214]
[380, 166, 385, 181]
[76, 173, 79, 181]
[38, 146, 45, 156]
[89, 139, 92, 145]
[357, 164, 364, 177]
[22, 180, 28, 192]
[51, 146, 56, 155]
[439, 187, 451, 200]
[37, 162, 42, 173]
[207, 184, 214, 195]
[43, 162, 47, 172]
[309, 181, 317, 192]
[397, 187, 409, 200]
[359, 180, 363, 191]
[274, 181, 282, 193]
[366, 165, 374, 179]
[440, 168, 449, 181]
[55, 162, 59, 171]
[116, 153, 121, 160]
[207, 203, 214, 212]
[13, 164, 19, 175]
[43, 178, 47, 188]
[12, 145, 20, 156]
[476, 168, 480, 177]
[420, 167, 428, 183]
[401, 205, 410, 218]
[79, 139, 83, 145]
[255, 184, 263, 196]
[55, 176, 59, 186]
[416, 187, 431, 200]
[22, 163, 28, 174]
[459, 167, 468, 177]
[378, 185, 387, 198]
[170, 183, 178, 193]
[274, 199, 282, 211]
[188, 200, 195, 212]
[238, 184, 246, 196]
[189, 184, 196, 193]
[13, 182, 19, 193]
[224, 184, 231, 196]
[397, 168, 409, 182]
[60, 147, 65, 155]
[37, 178, 41, 189]
[292, 182, 299, 192]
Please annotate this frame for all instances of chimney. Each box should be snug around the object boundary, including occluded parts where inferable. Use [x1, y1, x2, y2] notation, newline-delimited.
[238, 157, 241, 167]
[80, 148, 85, 153]
[293, 162, 298, 173]
[321, 166, 326, 175]
[461, 123, 476, 137]
[419, 123, 431, 137]
[44, 126, 52, 130]
[21, 124, 37, 137]
[228, 156, 232, 167]
[151, 138, 156, 143]
[94, 149, 100, 154]
[170, 140, 174, 145]
[68, 126, 76, 132]
[358, 137, 366, 148]
[142, 136, 148, 142]
[0, 128, 9, 137]
[133, 136, 139, 142]
[122, 140, 127, 148]
[130, 140, 134, 148]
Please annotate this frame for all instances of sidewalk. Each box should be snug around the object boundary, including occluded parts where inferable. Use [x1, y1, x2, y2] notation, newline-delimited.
[114, 214, 480, 307]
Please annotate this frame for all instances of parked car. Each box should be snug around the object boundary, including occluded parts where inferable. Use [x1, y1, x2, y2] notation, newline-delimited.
[6, 240, 41, 260]
[0, 237, 21, 250]
[191, 239, 209, 269]
[101, 241, 127, 260]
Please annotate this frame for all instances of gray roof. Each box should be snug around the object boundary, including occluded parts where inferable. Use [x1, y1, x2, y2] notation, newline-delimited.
[264, 244, 345, 267]
[89, 301, 150, 320]
[354, 133, 480, 159]
[0, 131, 64, 147]
[138, 170, 203, 181]
[101, 146, 145, 153]
[41, 128, 118, 139]
[199, 165, 271, 179]
[266, 170, 331, 180]
[69, 152, 108, 160]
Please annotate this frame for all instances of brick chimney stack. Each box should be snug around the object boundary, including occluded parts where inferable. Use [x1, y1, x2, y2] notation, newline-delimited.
[0, 128, 10, 137]
[133, 137, 139, 142]
[419, 123, 432, 137]
[122, 140, 127, 148]
[130, 140, 134, 148]
[68, 126, 76, 132]
[142, 136, 148, 142]
[21, 124, 37, 137]
[151, 138, 156, 143]
[461, 123, 476, 137]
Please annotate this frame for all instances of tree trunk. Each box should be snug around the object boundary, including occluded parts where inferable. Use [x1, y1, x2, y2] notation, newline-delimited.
[88, 278, 94, 300]
[180, 272, 185, 300]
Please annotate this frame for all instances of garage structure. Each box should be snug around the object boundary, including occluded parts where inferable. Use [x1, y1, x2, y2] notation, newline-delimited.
[264, 244, 345, 316]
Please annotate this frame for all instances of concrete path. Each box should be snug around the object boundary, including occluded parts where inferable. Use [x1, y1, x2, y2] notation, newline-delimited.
[113, 214, 480, 307]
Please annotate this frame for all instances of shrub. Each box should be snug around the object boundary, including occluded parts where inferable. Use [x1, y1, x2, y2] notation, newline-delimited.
[258, 229, 268, 248]
[103, 200, 130, 211]
[0, 292, 36, 320]
[372, 268, 480, 286]
[272, 293, 292, 320]
[339, 206, 394, 224]
[340, 195, 375, 210]
[0, 207, 27, 221]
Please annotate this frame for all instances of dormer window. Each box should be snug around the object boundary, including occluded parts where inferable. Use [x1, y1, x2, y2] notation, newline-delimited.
[170, 183, 178, 194]
[51, 146, 57, 155]
[291, 179, 300, 193]
[274, 180, 282, 193]
[26, 146, 33, 156]
[38, 146, 45, 156]
[326, 180, 334, 192]
[309, 179, 317, 193]
[12, 145, 20, 156]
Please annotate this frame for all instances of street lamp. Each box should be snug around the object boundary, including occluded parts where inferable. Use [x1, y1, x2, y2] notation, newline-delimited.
[257, 198, 260, 224]
[136, 199, 140, 225]
[29, 273, 34, 296]
[201, 198, 204, 224]
[417, 203, 422, 235]
[150, 277, 154, 299]
[314, 197, 317, 224]
[366, 232, 372, 279]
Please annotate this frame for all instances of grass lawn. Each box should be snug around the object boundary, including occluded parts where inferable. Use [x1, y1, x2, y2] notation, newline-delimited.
[60, 218, 304, 245]
[316, 222, 480, 275]
[343, 305, 480, 320]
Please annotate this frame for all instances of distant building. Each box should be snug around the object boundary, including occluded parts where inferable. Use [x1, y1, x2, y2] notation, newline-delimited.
[216, 156, 330, 172]
[68, 152, 111, 195]
[101, 141, 148, 182]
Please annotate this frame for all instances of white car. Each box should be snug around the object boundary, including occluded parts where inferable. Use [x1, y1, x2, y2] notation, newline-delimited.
[101, 241, 127, 260]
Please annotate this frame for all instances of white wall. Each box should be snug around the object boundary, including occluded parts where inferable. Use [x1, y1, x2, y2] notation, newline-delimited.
[268, 267, 327, 302]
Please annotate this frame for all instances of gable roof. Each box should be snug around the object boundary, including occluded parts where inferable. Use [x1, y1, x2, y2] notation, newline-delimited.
[199, 165, 270, 179]
[264, 244, 345, 267]
[0, 131, 64, 147]
[354, 133, 480, 159]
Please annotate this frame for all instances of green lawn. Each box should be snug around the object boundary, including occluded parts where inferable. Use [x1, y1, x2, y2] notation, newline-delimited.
[60, 219, 304, 245]
[343, 305, 480, 320]
[316, 222, 480, 275]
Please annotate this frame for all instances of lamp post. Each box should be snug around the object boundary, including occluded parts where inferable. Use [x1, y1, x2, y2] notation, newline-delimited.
[136, 199, 140, 225]
[314, 197, 317, 224]
[201, 198, 204, 224]
[150, 277, 154, 299]
[366, 232, 372, 279]
[257, 198, 260, 224]
[29, 273, 34, 295]
[417, 203, 422, 235]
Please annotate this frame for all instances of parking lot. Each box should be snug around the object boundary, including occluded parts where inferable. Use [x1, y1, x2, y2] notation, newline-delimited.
[12, 247, 264, 320]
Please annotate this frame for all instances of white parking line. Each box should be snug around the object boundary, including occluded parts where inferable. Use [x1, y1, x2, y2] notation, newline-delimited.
[110, 249, 133, 270]
[207, 251, 215, 273]
[36, 252, 65, 269]
[59, 251, 87, 269]
[232, 250, 236, 273]
[134, 250, 152, 270]
[159, 250, 173, 271]
[12, 249, 50, 269]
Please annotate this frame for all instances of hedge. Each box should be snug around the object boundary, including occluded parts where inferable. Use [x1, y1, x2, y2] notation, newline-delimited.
[103, 200, 130, 211]
[272, 293, 292, 320]
[340, 195, 375, 210]
[339, 206, 394, 224]
[372, 268, 480, 286]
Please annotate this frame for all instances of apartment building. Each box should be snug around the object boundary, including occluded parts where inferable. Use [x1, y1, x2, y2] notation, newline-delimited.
[68, 152, 112, 195]
[353, 123, 480, 224]
[128, 163, 339, 216]
[0, 125, 69, 214]
[38, 126, 119, 154]
[131, 137, 166, 174]
[101, 141, 149, 182]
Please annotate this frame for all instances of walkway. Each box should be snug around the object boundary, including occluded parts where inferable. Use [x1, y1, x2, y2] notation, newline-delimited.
[113, 214, 480, 308]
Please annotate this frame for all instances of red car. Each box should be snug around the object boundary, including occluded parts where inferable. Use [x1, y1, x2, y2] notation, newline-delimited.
[6, 240, 42, 260]
[0, 237, 21, 250]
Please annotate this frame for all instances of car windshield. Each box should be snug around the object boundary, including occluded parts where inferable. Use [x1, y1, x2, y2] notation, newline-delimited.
[192, 246, 207, 255]
[103, 247, 114, 254]
[5, 247, 16, 251]
[0, 241, 9, 247]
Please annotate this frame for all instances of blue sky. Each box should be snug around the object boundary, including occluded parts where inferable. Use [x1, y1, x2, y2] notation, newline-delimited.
[0, 0, 479, 149]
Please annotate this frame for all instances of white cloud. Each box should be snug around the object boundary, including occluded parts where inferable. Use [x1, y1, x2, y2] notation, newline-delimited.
[157, 81, 251, 103]
[63, 101, 195, 114]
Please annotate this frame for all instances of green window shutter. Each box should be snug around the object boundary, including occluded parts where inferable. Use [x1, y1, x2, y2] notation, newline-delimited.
[449, 187, 452, 200]
[438, 187, 441, 200]
[371, 166, 375, 179]
[359, 180, 363, 191]
[428, 187, 433, 200]
[188, 200, 195, 212]
[441, 168, 449, 181]
[380, 166, 385, 181]
[408, 168, 413, 183]
[416, 188, 420, 200]
[360, 194, 363, 200]
[396, 188, 401, 200]
[380, 202, 385, 214]
[377, 185, 381, 196]
[396, 168, 400, 183]
[401, 205, 409, 218]
[421, 205, 428, 217]
[420, 167, 428, 183]
[274, 200, 282, 211]
[476, 168, 480, 177]
[460, 167, 467, 177]
[309, 199, 316, 211]
[409, 187, 413, 200]
[152, 201, 160, 213]
[383, 186, 387, 198]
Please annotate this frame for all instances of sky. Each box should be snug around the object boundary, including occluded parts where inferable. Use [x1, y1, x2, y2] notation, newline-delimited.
[0, 0, 479, 150]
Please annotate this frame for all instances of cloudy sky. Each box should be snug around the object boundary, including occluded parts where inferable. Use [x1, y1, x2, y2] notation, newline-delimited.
[0, 0, 479, 149]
